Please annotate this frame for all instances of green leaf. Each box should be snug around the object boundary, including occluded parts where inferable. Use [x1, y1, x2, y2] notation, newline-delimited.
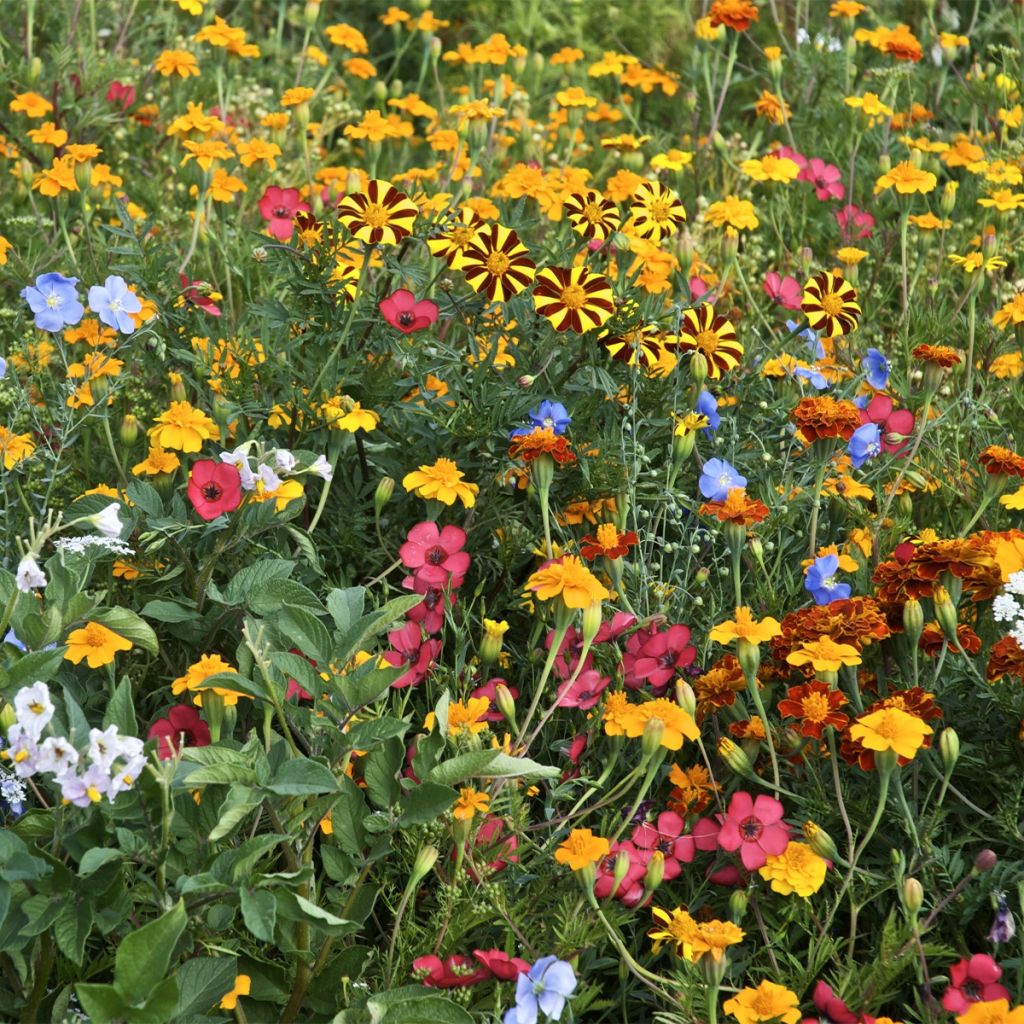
[53, 900, 93, 965]
[113, 899, 187, 1007]
[248, 579, 326, 615]
[76, 983, 132, 1024]
[140, 599, 200, 624]
[130, 973, 179, 1023]
[398, 783, 457, 826]
[333, 596, 424, 665]
[1, 649, 66, 694]
[102, 678, 136, 736]
[330, 662, 403, 713]
[171, 957, 239, 1020]
[269, 652, 319, 697]
[211, 835, 287, 886]
[125, 481, 164, 518]
[363, 737, 404, 809]
[78, 849, 122, 878]
[208, 785, 262, 842]
[276, 892, 353, 937]
[342, 717, 410, 751]
[239, 888, 276, 943]
[264, 758, 339, 796]
[326, 587, 365, 632]
[276, 606, 331, 664]
[90, 607, 159, 655]
[180, 762, 259, 787]
[223, 559, 295, 606]
[366, 987, 474, 1024]
[427, 751, 559, 787]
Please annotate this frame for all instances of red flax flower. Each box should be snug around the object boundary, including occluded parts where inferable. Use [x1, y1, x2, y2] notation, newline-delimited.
[147, 705, 211, 759]
[715, 791, 790, 870]
[459, 223, 536, 302]
[398, 522, 470, 588]
[858, 394, 915, 456]
[622, 624, 697, 693]
[777, 681, 849, 738]
[508, 427, 576, 465]
[336, 178, 418, 246]
[801, 271, 861, 337]
[532, 266, 615, 333]
[379, 289, 438, 334]
[791, 396, 861, 444]
[630, 811, 698, 881]
[668, 304, 744, 379]
[942, 955, 1010, 1013]
[187, 460, 242, 520]
[258, 185, 310, 241]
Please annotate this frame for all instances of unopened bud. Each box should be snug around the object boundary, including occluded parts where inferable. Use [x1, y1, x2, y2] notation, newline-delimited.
[941, 181, 958, 215]
[675, 680, 696, 719]
[643, 850, 665, 893]
[729, 888, 748, 922]
[939, 727, 960, 772]
[803, 820, 839, 862]
[878, 152, 892, 174]
[303, 0, 320, 26]
[0, 702, 16, 732]
[694, 566, 710, 586]
[169, 374, 187, 403]
[641, 717, 666, 759]
[210, 393, 233, 429]
[974, 849, 998, 873]
[898, 492, 914, 518]
[581, 601, 603, 645]
[718, 736, 753, 776]
[903, 877, 924, 915]
[933, 585, 959, 642]
[480, 619, 509, 667]
[517, 374, 536, 389]
[494, 682, 516, 728]
[374, 476, 395, 514]
[120, 413, 140, 445]
[902, 598, 924, 649]
[690, 351, 709, 386]
[410, 844, 439, 887]
[609, 849, 632, 900]
[736, 637, 761, 683]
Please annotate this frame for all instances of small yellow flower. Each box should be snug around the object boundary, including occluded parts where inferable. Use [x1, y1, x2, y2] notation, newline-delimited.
[849, 708, 932, 761]
[402, 458, 479, 508]
[64, 622, 133, 669]
[555, 828, 610, 870]
[219, 975, 251, 1011]
[453, 787, 490, 821]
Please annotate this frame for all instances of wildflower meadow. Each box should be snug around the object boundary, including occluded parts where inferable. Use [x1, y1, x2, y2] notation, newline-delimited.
[2, 0, 1024, 1021]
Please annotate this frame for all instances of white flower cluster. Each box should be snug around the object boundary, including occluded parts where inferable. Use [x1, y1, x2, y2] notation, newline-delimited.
[220, 442, 333, 490]
[993, 570, 1024, 649]
[1, 682, 145, 808]
[53, 535, 135, 557]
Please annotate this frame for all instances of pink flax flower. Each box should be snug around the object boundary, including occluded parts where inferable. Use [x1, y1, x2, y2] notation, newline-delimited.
[716, 791, 790, 870]
[763, 271, 803, 310]
[382, 621, 440, 689]
[630, 811, 697, 881]
[594, 840, 646, 906]
[380, 289, 439, 334]
[800, 158, 845, 201]
[555, 669, 610, 710]
[942, 955, 1009, 1014]
[399, 522, 470, 588]
[258, 185, 310, 241]
[858, 394, 915, 456]
[622, 624, 697, 695]
[836, 203, 875, 241]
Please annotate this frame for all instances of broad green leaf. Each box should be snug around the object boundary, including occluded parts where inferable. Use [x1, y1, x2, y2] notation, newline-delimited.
[363, 737, 404, 809]
[330, 663, 403, 713]
[53, 900, 93, 965]
[125, 481, 164, 518]
[248, 579, 326, 615]
[333, 596, 424, 665]
[223, 559, 295, 606]
[171, 956, 239, 1019]
[366, 987, 474, 1024]
[179, 762, 259, 787]
[276, 891, 353, 937]
[140, 599, 200, 624]
[113, 899, 187, 1007]
[1, 649, 66, 694]
[264, 758, 339, 796]
[398, 783, 457, 826]
[427, 751, 558, 787]
[76, 983, 132, 1024]
[326, 587, 364, 632]
[90, 607, 159, 655]
[342, 717, 410, 751]
[239, 888, 276, 943]
[208, 785, 261, 842]
[78, 848, 122, 877]
[102, 678, 136, 736]
[276, 606, 331, 664]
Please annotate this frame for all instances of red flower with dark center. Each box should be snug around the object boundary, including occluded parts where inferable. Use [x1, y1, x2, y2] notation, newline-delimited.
[147, 705, 211, 760]
[382, 621, 440, 689]
[187, 460, 242, 521]
[179, 275, 222, 316]
[258, 185, 310, 241]
[630, 811, 697, 881]
[594, 840, 646, 906]
[942, 955, 1009, 1013]
[472, 949, 529, 981]
[716, 791, 790, 870]
[555, 668, 610, 709]
[622, 624, 697, 694]
[403, 574, 455, 634]
[398, 522, 470, 588]
[411, 954, 490, 989]
[858, 394, 915, 456]
[379, 289, 439, 334]
[470, 677, 519, 721]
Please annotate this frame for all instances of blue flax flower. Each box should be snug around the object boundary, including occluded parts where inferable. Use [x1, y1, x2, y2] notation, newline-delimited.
[848, 423, 881, 469]
[805, 553, 851, 605]
[862, 348, 890, 390]
[697, 390, 720, 433]
[20, 272, 84, 332]
[510, 400, 571, 439]
[88, 275, 143, 334]
[699, 458, 746, 501]
[504, 956, 577, 1024]
[786, 319, 824, 359]
[793, 365, 829, 390]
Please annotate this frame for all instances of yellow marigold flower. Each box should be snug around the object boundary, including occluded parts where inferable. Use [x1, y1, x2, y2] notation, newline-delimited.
[27, 122, 68, 147]
[181, 138, 233, 171]
[380, 6, 411, 25]
[741, 154, 801, 183]
[448, 698, 490, 736]
[709, 607, 782, 646]
[829, 0, 866, 15]
[10, 92, 53, 118]
[651, 149, 693, 172]
[319, 396, 379, 433]
[526, 556, 609, 609]
[844, 91, 894, 125]
[786, 636, 862, 672]
[754, 89, 790, 125]
[648, 906, 703, 957]
[235, 138, 282, 170]
[0, 235, 12, 266]
[172, 653, 250, 707]
[32, 156, 78, 197]
[453, 787, 490, 821]
[555, 828, 610, 870]
[280, 86, 315, 107]
[956, 1001, 1024, 1024]
[345, 57, 377, 79]
[989, 350, 1023, 377]
[949, 252, 1007, 275]
[219, 976, 250, 1011]
[154, 49, 200, 77]
[620, 697, 699, 750]
[874, 161, 937, 195]
[551, 46, 584, 65]
[0, 426, 36, 469]
[64, 622, 132, 669]
[253, 478, 304, 512]
[837, 246, 868, 265]
[758, 841, 829, 896]
[402, 458, 479, 508]
[555, 86, 597, 108]
[325, 23, 368, 53]
[208, 168, 246, 203]
[909, 212, 950, 230]
[979, 189, 1024, 212]
[132, 447, 181, 476]
[194, 16, 259, 57]
[849, 708, 933, 760]
[704, 195, 759, 231]
[724, 981, 801, 1024]
[695, 16, 725, 41]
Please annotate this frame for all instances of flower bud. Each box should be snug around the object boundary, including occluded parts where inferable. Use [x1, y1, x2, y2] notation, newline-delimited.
[902, 598, 924, 649]
[517, 374, 536, 389]
[0, 702, 16, 733]
[120, 413, 140, 446]
[643, 850, 665, 893]
[898, 492, 914, 518]
[736, 637, 761, 683]
[374, 476, 395, 514]
[581, 601, 603, 645]
[211, 393, 233, 429]
[303, 0, 320, 26]
[729, 888, 748, 922]
[410, 844, 439, 887]
[675, 680, 696, 719]
[903, 877, 924, 915]
[802, 820, 839, 862]
[641, 717, 666, 759]
[694, 566, 710, 586]
[690, 351, 709, 386]
[939, 727, 960, 772]
[169, 373, 187, 403]
[974, 849, 998, 873]
[933, 585, 959, 642]
[609, 849, 632, 900]
[494, 683, 517, 728]
[718, 736, 753, 776]
[480, 619, 509, 667]
[878, 152, 891, 175]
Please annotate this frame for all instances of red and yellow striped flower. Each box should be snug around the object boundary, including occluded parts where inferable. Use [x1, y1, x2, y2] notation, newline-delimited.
[532, 266, 615, 333]
[336, 178, 418, 246]
[460, 224, 536, 302]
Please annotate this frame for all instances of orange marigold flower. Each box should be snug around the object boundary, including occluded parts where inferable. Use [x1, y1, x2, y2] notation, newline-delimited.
[527, 555, 609, 608]
[699, 488, 770, 526]
[771, 598, 890, 665]
[580, 523, 638, 560]
[708, 0, 760, 31]
[791, 396, 862, 444]
[919, 622, 981, 657]
[555, 828, 610, 870]
[693, 655, 749, 714]
[840, 688, 942, 770]
[980, 446, 1024, 478]
[777, 681, 849, 738]
[987, 635, 1024, 682]
[509, 427, 576, 465]
[912, 344, 961, 367]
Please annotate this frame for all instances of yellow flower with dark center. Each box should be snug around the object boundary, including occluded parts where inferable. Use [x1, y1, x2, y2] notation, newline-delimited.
[64, 622, 133, 669]
[148, 401, 219, 453]
[629, 180, 686, 243]
[402, 458, 479, 507]
[758, 841, 829, 896]
[0, 426, 36, 470]
[709, 607, 782, 646]
[453, 787, 490, 820]
[849, 707, 933, 760]
[786, 636, 862, 672]
[724, 981, 801, 1024]
[554, 828, 610, 870]
[802, 271, 860, 337]
[874, 161, 937, 195]
[460, 224, 536, 302]
[336, 178, 419, 246]
[668, 304, 743, 379]
[532, 266, 616, 334]
[527, 556, 609, 609]
[564, 189, 621, 241]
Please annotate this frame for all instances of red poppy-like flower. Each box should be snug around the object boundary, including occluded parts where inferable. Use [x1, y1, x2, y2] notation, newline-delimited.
[379, 289, 439, 334]
[472, 949, 530, 981]
[630, 811, 698, 881]
[403, 575, 455, 635]
[470, 677, 519, 721]
[622, 624, 697, 694]
[147, 705, 211, 760]
[763, 271, 802, 310]
[463, 816, 519, 879]
[258, 185, 310, 241]
[555, 668, 610, 710]
[187, 460, 242, 521]
[836, 203, 875, 241]
[716, 791, 791, 870]
[179, 275, 222, 316]
[580, 525, 638, 560]
[858, 394, 915, 456]
[777, 681, 849, 739]
[106, 81, 136, 111]
[800, 158, 845, 201]
[942, 954, 1009, 1013]
[594, 840, 647, 906]
[399, 522, 470, 588]
[595, 611, 638, 644]
[382, 621, 441, 689]
[805, 981, 865, 1024]
[412, 954, 490, 989]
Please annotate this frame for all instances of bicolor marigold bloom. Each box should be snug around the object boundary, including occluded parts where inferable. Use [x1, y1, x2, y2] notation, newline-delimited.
[629, 180, 686, 243]
[336, 178, 418, 246]
[777, 681, 849, 738]
[597, 317, 665, 368]
[802, 271, 860, 337]
[580, 523, 638, 560]
[791, 396, 861, 444]
[912, 344, 961, 368]
[668, 304, 743, 379]
[699, 488, 770, 526]
[532, 266, 615, 333]
[564, 189, 622, 240]
[425, 207, 484, 270]
[708, 0, 760, 31]
[460, 224, 536, 302]
[508, 427, 575, 464]
[980, 446, 1024, 478]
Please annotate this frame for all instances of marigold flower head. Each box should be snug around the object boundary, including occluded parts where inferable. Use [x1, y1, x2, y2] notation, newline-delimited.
[709, 608, 782, 646]
[453, 787, 490, 821]
[791, 396, 862, 445]
[580, 523, 638, 561]
[875, 161, 937, 195]
[555, 828, 610, 870]
[64, 622, 132, 668]
[171, 653, 250, 707]
[699, 488, 770, 526]
[526, 556, 609, 609]
[147, 401, 219, 453]
[618, 697, 699, 750]
[705, 195, 759, 231]
[758, 841, 829, 896]
[508, 427, 576, 465]
[849, 707, 933, 761]
[777, 681, 849, 738]
[708, 0, 760, 31]
[723, 981, 801, 1024]
[786, 636, 863, 672]
[913, 344, 961, 368]
[402, 458, 479, 508]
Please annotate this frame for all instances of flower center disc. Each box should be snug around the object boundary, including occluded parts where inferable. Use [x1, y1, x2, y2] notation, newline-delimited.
[362, 202, 389, 228]
[559, 283, 588, 309]
[486, 251, 511, 275]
